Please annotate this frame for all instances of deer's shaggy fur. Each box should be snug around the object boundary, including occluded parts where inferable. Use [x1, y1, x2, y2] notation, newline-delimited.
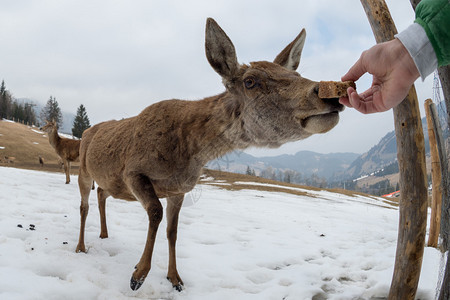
[41, 121, 80, 184]
[76, 18, 344, 291]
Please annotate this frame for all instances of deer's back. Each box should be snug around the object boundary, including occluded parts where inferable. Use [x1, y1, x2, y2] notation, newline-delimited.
[80, 99, 216, 198]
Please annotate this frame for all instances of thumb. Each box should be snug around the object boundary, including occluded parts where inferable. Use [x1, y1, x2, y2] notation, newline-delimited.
[342, 54, 366, 82]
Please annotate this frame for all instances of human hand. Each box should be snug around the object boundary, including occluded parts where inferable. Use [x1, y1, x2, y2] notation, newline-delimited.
[339, 38, 420, 114]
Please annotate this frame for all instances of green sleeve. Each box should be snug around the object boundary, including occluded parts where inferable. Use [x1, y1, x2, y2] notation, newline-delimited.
[415, 0, 450, 67]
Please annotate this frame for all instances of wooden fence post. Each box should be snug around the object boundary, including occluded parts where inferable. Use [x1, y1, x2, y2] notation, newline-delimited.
[408, 2, 450, 298]
[424, 99, 442, 248]
[360, 1, 428, 299]
[428, 101, 450, 300]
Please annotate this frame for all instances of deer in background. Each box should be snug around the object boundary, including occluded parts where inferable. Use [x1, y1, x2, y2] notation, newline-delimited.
[75, 18, 344, 292]
[40, 120, 80, 184]
[2, 156, 16, 163]
[39, 155, 44, 167]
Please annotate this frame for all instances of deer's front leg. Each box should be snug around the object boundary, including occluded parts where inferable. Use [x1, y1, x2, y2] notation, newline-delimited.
[166, 195, 184, 291]
[126, 173, 163, 291]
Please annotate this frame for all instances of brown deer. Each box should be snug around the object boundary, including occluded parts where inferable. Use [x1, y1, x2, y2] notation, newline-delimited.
[40, 120, 80, 184]
[75, 18, 344, 292]
[3, 156, 16, 163]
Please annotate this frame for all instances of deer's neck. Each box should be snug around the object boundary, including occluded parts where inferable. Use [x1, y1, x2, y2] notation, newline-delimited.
[136, 93, 251, 168]
[188, 93, 250, 162]
[48, 128, 60, 149]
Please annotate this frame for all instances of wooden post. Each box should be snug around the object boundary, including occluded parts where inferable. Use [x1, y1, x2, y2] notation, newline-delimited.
[410, 0, 450, 252]
[360, 1, 428, 299]
[436, 67, 450, 253]
[408, 1, 450, 299]
[424, 99, 442, 248]
[429, 101, 450, 300]
[409, 0, 420, 10]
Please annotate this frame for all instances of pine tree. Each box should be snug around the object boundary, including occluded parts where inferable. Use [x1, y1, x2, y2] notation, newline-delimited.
[23, 103, 37, 125]
[246, 165, 252, 176]
[40, 96, 63, 128]
[0, 80, 6, 119]
[72, 104, 91, 138]
[0, 80, 12, 119]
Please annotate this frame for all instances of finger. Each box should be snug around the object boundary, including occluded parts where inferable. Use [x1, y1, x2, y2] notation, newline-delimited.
[339, 87, 356, 107]
[348, 89, 375, 114]
[346, 86, 356, 97]
[370, 86, 390, 112]
[348, 90, 363, 111]
[338, 96, 352, 108]
[359, 88, 374, 102]
[341, 53, 367, 82]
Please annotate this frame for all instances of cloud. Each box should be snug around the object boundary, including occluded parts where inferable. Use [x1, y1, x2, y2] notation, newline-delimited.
[0, 0, 432, 155]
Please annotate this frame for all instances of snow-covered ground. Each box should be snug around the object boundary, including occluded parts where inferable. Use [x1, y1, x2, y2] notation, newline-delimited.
[0, 167, 443, 299]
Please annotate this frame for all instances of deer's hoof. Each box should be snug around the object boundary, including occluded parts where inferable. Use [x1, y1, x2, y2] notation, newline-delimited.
[65, 182, 70, 184]
[75, 245, 86, 253]
[130, 276, 144, 291]
[167, 276, 184, 292]
[173, 283, 183, 292]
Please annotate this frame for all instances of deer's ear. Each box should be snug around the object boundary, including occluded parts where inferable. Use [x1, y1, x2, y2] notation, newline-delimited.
[273, 29, 306, 71]
[205, 18, 239, 80]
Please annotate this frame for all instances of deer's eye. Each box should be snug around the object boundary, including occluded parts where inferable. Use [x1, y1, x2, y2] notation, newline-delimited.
[244, 77, 256, 89]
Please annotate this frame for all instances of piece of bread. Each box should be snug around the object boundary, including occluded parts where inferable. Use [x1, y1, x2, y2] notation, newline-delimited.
[318, 81, 356, 98]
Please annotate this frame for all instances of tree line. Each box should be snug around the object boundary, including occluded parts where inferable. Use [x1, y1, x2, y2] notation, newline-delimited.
[0, 80, 91, 138]
[246, 164, 399, 195]
[0, 80, 37, 126]
[246, 165, 329, 188]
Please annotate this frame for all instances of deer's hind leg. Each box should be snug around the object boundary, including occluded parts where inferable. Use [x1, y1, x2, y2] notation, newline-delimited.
[125, 173, 163, 291]
[166, 195, 185, 291]
[97, 187, 110, 239]
[63, 160, 71, 184]
[76, 169, 93, 253]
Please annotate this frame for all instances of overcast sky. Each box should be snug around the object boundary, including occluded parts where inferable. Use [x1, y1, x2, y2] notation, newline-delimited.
[0, 0, 436, 156]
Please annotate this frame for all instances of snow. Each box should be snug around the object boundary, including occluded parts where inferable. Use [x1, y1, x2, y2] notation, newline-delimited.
[31, 129, 44, 135]
[29, 126, 76, 140]
[0, 166, 442, 299]
[354, 175, 369, 182]
[58, 133, 78, 140]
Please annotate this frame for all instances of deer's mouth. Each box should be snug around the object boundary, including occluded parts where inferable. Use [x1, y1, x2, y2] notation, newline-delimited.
[299, 110, 341, 134]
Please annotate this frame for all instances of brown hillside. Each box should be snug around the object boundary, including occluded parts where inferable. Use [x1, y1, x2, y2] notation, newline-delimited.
[0, 120, 79, 173]
[201, 169, 399, 207]
[0, 120, 396, 207]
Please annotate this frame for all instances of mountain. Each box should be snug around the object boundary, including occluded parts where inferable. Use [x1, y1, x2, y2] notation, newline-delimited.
[343, 105, 448, 181]
[206, 150, 359, 180]
[343, 131, 397, 179]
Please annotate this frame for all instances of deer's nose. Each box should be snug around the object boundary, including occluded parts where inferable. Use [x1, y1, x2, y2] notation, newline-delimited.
[313, 84, 319, 96]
